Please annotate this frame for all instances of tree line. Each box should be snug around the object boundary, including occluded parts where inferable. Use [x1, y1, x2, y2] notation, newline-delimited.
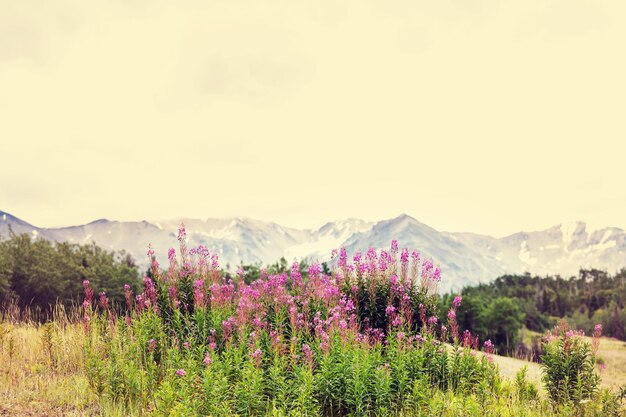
[440, 269, 626, 356]
[0, 232, 139, 315]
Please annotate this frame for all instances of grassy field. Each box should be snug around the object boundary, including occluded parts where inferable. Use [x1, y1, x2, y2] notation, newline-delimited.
[1, 318, 624, 416]
[492, 330, 626, 391]
[0, 318, 97, 416]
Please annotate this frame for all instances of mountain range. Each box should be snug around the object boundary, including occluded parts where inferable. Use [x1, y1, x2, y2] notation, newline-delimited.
[1, 210, 625, 291]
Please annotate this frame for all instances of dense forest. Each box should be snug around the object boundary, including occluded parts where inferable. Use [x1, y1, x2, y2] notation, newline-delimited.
[0, 232, 139, 314]
[440, 269, 626, 356]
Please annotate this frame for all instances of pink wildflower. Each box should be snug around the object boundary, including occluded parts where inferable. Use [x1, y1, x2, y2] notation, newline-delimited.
[251, 349, 263, 368]
[452, 295, 462, 309]
[484, 339, 494, 362]
[203, 354, 212, 366]
[98, 292, 109, 310]
[177, 225, 186, 242]
[193, 279, 205, 308]
[302, 343, 313, 367]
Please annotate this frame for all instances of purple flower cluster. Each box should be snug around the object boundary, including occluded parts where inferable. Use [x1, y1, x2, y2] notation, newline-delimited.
[86, 238, 503, 375]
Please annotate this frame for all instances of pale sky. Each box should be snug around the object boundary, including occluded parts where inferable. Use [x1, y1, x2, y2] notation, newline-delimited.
[1, 0, 625, 237]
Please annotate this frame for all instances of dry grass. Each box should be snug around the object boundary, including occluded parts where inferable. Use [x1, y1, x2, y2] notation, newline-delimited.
[593, 337, 626, 390]
[0, 315, 97, 416]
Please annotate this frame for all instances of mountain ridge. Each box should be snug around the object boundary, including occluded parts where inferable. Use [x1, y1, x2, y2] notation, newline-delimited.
[1, 210, 625, 290]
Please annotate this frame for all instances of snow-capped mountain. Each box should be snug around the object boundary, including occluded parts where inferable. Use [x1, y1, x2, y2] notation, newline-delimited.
[2, 210, 625, 290]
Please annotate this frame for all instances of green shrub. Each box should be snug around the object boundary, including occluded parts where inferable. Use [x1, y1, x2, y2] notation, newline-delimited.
[541, 323, 600, 406]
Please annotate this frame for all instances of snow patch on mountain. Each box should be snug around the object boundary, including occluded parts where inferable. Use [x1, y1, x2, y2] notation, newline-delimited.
[1, 209, 625, 290]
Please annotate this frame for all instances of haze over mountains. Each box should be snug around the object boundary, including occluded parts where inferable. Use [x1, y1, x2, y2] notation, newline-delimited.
[1, 210, 625, 291]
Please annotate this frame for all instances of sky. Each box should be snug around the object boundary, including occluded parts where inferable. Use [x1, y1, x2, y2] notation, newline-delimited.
[1, 0, 625, 237]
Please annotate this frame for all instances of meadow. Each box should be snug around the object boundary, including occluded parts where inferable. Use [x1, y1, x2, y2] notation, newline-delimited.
[1, 228, 624, 416]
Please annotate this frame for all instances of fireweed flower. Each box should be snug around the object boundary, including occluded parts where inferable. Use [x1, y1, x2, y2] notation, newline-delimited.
[338, 247, 347, 268]
[211, 254, 220, 270]
[421, 259, 434, 278]
[452, 295, 462, 309]
[302, 343, 313, 367]
[418, 303, 427, 328]
[222, 316, 236, 341]
[175, 369, 186, 377]
[193, 279, 205, 308]
[236, 266, 246, 280]
[177, 225, 187, 242]
[366, 247, 377, 260]
[135, 294, 145, 313]
[400, 248, 409, 265]
[389, 274, 398, 287]
[83, 280, 94, 306]
[378, 257, 388, 272]
[448, 309, 459, 342]
[148, 339, 157, 352]
[462, 330, 473, 348]
[98, 292, 109, 310]
[320, 332, 331, 353]
[143, 277, 159, 313]
[123, 284, 133, 307]
[432, 267, 442, 282]
[592, 324, 602, 355]
[169, 285, 178, 307]
[290, 262, 303, 287]
[400, 248, 410, 281]
[251, 349, 263, 367]
[391, 240, 398, 254]
[307, 263, 321, 277]
[203, 354, 212, 366]
[484, 339, 495, 361]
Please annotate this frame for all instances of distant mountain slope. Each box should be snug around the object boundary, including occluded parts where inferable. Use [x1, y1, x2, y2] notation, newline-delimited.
[1, 210, 625, 290]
